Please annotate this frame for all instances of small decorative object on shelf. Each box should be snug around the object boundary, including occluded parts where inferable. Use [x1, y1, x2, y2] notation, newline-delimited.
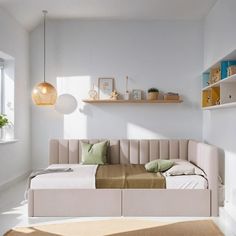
[209, 67, 221, 84]
[132, 89, 142, 100]
[164, 92, 179, 101]
[221, 60, 236, 79]
[215, 98, 221, 105]
[147, 88, 159, 100]
[110, 90, 119, 100]
[227, 65, 236, 77]
[124, 76, 130, 100]
[207, 95, 212, 106]
[98, 78, 114, 100]
[88, 84, 98, 100]
[202, 85, 220, 108]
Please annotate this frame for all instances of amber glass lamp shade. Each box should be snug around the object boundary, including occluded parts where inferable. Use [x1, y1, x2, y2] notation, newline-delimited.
[32, 82, 57, 105]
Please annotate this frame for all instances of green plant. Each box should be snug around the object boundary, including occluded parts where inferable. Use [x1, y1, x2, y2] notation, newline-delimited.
[148, 88, 159, 93]
[0, 114, 9, 128]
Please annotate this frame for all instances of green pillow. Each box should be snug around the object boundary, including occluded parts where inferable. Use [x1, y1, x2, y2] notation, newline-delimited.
[81, 141, 109, 165]
[145, 159, 174, 173]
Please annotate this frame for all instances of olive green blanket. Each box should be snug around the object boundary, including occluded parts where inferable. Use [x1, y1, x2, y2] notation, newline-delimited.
[96, 164, 165, 189]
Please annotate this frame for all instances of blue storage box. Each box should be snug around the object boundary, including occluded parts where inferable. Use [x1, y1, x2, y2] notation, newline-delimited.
[221, 60, 236, 79]
[202, 73, 210, 88]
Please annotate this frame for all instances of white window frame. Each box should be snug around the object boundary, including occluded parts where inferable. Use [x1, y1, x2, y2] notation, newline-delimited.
[0, 56, 17, 143]
[0, 58, 5, 114]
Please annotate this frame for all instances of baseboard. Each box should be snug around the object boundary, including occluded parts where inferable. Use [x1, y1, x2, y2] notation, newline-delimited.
[224, 202, 236, 222]
[0, 170, 31, 193]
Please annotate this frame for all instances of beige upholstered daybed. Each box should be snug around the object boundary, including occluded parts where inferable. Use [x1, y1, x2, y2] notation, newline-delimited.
[28, 139, 219, 217]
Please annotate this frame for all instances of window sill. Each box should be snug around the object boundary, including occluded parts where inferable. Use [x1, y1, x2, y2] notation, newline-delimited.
[0, 139, 18, 144]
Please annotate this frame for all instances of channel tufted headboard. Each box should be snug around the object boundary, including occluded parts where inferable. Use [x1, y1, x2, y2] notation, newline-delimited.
[49, 139, 189, 165]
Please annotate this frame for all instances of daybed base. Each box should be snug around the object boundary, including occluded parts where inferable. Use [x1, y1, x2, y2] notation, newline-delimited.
[28, 139, 219, 217]
[28, 189, 210, 217]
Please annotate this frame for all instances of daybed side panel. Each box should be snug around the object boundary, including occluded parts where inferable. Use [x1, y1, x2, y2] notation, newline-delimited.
[28, 189, 34, 217]
[123, 189, 210, 217]
[188, 140, 219, 216]
[32, 189, 122, 217]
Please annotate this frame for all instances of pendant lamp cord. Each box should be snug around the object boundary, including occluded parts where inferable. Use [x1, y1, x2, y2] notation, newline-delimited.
[43, 10, 47, 83]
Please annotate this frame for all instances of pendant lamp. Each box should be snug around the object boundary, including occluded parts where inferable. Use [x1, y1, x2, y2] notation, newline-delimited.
[32, 10, 57, 106]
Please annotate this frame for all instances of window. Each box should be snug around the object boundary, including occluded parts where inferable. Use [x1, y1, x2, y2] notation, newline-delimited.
[0, 54, 15, 140]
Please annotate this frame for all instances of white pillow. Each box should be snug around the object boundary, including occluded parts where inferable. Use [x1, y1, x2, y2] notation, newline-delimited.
[164, 164, 195, 176]
[164, 159, 206, 177]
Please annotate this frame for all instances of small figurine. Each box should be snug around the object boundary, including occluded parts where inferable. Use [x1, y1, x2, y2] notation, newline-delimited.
[110, 90, 119, 100]
[124, 76, 130, 100]
[209, 67, 221, 84]
[207, 96, 211, 105]
[215, 98, 220, 105]
[88, 84, 98, 100]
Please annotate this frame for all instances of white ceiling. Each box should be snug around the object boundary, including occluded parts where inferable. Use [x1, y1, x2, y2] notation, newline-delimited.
[0, 0, 217, 31]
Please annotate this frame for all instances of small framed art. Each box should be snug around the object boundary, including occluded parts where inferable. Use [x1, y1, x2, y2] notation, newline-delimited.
[132, 89, 142, 100]
[98, 78, 114, 99]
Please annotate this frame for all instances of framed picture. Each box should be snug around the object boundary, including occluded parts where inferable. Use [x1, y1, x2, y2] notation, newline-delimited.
[132, 89, 142, 100]
[98, 78, 114, 99]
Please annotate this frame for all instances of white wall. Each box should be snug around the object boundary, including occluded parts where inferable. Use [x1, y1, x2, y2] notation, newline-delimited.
[30, 20, 203, 169]
[204, 0, 236, 220]
[0, 8, 31, 187]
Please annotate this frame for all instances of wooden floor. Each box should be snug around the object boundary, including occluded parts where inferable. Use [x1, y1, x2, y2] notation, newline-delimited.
[0, 179, 235, 236]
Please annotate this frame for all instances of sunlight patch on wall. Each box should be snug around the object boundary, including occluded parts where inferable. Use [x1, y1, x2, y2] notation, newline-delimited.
[127, 123, 167, 139]
[57, 76, 91, 139]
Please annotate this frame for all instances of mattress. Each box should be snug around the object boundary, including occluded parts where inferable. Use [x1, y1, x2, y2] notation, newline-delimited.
[30, 164, 207, 190]
[30, 164, 98, 189]
[96, 164, 165, 189]
[165, 175, 208, 189]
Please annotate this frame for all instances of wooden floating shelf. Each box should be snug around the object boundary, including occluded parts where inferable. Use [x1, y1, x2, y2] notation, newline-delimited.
[83, 99, 183, 104]
[202, 102, 236, 110]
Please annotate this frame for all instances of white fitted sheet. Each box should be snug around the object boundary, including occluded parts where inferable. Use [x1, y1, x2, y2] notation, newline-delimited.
[30, 164, 98, 189]
[166, 175, 208, 189]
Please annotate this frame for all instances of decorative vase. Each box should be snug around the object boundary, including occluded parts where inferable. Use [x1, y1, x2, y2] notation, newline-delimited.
[147, 92, 159, 100]
[124, 91, 130, 100]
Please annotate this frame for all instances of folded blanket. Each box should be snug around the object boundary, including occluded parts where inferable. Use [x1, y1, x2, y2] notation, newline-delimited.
[25, 168, 73, 199]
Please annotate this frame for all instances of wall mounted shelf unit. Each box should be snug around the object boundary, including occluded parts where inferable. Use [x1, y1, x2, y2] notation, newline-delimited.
[203, 49, 236, 73]
[83, 99, 182, 104]
[202, 49, 236, 110]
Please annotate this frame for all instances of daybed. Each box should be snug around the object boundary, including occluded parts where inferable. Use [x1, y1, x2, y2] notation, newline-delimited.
[28, 139, 219, 217]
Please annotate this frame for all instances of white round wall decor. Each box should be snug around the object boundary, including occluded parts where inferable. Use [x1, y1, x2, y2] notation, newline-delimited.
[55, 94, 77, 114]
